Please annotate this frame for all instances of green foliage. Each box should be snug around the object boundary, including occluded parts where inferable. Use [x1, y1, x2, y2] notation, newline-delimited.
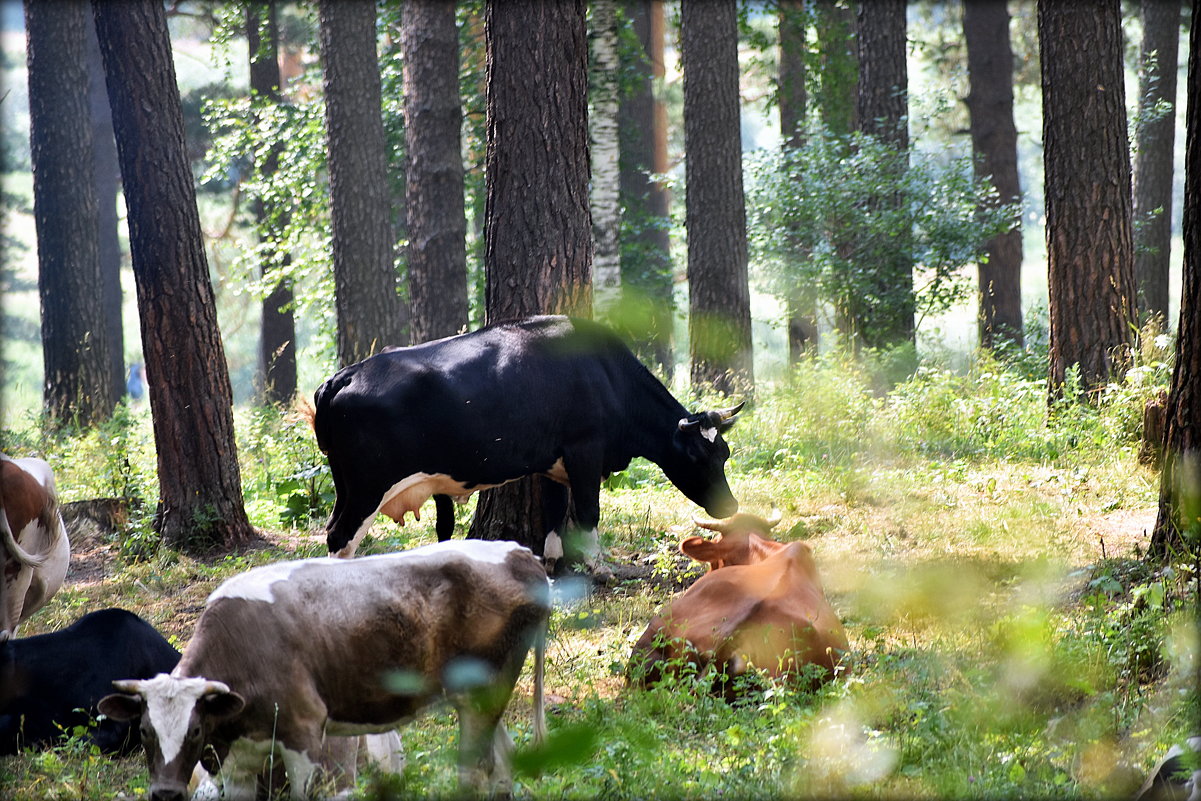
[234, 405, 333, 531]
[745, 122, 1019, 348]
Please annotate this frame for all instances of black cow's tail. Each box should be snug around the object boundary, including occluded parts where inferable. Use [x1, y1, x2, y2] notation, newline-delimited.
[311, 371, 354, 455]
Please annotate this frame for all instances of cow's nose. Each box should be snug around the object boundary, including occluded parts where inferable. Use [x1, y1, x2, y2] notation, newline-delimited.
[149, 787, 187, 801]
[708, 496, 738, 518]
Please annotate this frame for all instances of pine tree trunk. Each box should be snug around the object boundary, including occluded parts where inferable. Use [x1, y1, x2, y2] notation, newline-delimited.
[590, 0, 622, 320]
[319, 0, 408, 366]
[964, 0, 1024, 350]
[618, 0, 673, 378]
[1150, 0, 1199, 559]
[854, 0, 913, 351]
[1133, 0, 1180, 324]
[402, 0, 469, 344]
[681, 0, 753, 395]
[779, 0, 818, 362]
[92, 0, 254, 551]
[84, 12, 126, 407]
[1039, 0, 1137, 392]
[469, 0, 592, 554]
[27, 0, 116, 427]
[249, 1, 297, 405]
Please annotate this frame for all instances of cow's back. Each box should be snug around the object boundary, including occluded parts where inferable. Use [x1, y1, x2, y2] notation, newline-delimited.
[184, 542, 549, 731]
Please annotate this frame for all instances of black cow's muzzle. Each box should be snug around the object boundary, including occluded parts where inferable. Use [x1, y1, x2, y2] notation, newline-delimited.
[706, 495, 739, 519]
[149, 783, 188, 801]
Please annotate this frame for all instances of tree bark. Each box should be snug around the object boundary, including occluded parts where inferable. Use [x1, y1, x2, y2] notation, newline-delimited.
[964, 0, 1024, 350]
[681, 0, 753, 395]
[249, 1, 297, 405]
[779, 0, 818, 361]
[84, 11, 126, 406]
[469, 0, 592, 554]
[92, 0, 254, 551]
[1133, 0, 1181, 324]
[1039, 0, 1137, 392]
[854, 0, 913, 351]
[618, 0, 673, 378]
[590, 0, 622, 320]
[1150, 0, 1199, 559]
[26, 0, 116, 427]
[402, 0, 469, 345]
[319, 0, 408, 366]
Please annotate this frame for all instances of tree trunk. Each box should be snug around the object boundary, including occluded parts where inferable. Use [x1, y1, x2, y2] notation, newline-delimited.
[964, 0, 1024, 350]
[1149, 0, 1199, 559]
[681, 0, 753, 395]
[779, 0, 818, 362]
[618, 0, 673, 378]
[26, 0, 116, 427]
[854, 0, 913, 351]
[1039, 0, 1137, 393]
[1133, 0, 1181, 324]
[591, 0, 622, 320]
[469, 0, 592, 555]
[84, 11, 126, 406]
[92, 0, 254, 551]
[402, 0, 469, 344]
[814, 0, 857, 138]
[319, 0, 408, 366]
[249, 1, 297, 405]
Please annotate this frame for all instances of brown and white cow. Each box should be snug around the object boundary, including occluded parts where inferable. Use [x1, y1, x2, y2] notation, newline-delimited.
[628, 512, 848, 692]
[1, 454, 70, 642]
[100, 540, 550, 801]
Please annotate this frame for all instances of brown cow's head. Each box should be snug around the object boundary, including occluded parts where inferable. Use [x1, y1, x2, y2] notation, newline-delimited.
[99, 675, 244, 801]
[679, 510, 784, 571]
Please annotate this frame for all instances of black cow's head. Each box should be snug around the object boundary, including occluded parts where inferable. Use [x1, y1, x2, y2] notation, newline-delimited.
[663, 401, 744, 518]
[99, 675, 244, 801]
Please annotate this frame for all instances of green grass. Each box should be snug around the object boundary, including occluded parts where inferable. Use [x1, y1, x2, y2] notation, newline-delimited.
[1, 351, 1197, 800]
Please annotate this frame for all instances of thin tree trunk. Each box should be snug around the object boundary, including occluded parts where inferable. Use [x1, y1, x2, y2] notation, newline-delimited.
[618, 0, 673, 378]
[1149, 0, 1199, 559]
[590, 0, 622, 320]
[402, 0, 469, 344]
[1133, 0, 1181, 324]
[92, 0, 254, 551]
[964, 0, 1024, 350]
[1039, 0, 1137, 392]
[27, 0, 116, 426]
[319, 0, 408, 366]
[815, 0, 857, 138]
[681, 0, 753, 394]
[469, 0, 592, 555]
[249, 1, 297, 405]
[85, 11, 125, 406]
[854, 0, 913, 350]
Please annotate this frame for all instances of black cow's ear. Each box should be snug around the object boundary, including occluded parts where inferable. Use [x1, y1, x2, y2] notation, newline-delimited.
[97, 693, 142, 722]
[201, 690, 245, 721]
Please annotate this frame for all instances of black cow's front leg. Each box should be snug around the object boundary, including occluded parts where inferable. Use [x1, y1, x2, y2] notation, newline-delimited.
[434, 494, 455, 541]
[559, 448, 612, 582]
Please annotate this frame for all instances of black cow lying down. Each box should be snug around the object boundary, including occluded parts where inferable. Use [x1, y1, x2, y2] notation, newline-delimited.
[0, 608, 180, 755]
[312, 315, 744, 568]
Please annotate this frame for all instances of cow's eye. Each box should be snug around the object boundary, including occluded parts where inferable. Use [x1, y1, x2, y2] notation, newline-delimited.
[188, 723, 202, 740]
[140, 722, 156, 741]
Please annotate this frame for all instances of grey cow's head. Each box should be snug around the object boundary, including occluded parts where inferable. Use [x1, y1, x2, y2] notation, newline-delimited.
[99, 674, 244, 801]
[663, 401, 744, 518]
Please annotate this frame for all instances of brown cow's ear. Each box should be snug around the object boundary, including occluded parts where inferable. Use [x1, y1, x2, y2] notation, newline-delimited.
[201, 690, 245, 721]
[680, 536, 724, 568]
[98, 693, 142, 722]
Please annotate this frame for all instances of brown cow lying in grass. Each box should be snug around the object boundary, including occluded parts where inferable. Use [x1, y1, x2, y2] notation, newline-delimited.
[628, 512, 849, 694]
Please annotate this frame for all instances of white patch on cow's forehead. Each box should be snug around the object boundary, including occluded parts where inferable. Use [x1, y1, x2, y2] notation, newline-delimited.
[701, 427, 718, 443]
[138, 675, 220, 765]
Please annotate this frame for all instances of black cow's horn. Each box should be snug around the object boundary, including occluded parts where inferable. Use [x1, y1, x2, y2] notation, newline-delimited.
[716, 401, 746, 421]
[678, 417, 701, 432]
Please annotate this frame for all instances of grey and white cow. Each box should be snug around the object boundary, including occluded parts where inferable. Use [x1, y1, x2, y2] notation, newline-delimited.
[100, 540, 550, 801]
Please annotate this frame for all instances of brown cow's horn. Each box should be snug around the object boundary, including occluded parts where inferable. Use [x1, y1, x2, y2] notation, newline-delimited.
[112, 679, 145, 694]
[764, 508, 783, 529]
[692, 515, 729, 534]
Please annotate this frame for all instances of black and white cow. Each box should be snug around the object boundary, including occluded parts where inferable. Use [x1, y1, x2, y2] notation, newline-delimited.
[0, 608, 180, 755]
[312, 315, 743, 565]
[100, 540, 550, 801]
[1, 454, 70, 641]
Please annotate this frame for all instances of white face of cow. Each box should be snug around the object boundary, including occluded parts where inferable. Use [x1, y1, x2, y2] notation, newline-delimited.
[99, 674, 245, 801]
